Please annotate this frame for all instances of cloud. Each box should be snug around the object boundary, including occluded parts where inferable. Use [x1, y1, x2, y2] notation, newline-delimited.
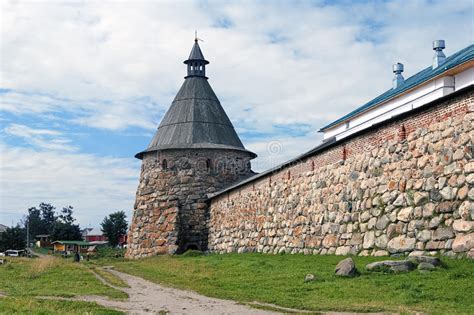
[0, 90, 158, 131]
[0, 141, 139, 226]
[4, 123, 78, 152]
[2, 0, 472, 135]
[247, 133, 322, 173]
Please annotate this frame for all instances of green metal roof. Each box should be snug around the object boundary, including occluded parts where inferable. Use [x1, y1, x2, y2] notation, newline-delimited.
[52, 240, 91, 246]
[320, 44, 474, 131]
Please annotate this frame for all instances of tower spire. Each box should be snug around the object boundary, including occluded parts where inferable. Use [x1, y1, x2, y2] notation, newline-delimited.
[184, 35, 209, 79]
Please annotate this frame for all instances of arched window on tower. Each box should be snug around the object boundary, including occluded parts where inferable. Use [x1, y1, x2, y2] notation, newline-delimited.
[206, 159, 212, 171]
[162, 159, 168, 170]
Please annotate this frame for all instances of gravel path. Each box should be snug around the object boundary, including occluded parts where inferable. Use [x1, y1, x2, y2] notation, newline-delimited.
[81, 267, 277, 315]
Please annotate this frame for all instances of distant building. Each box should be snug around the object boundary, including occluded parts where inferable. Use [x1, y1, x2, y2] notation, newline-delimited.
[0, 224, 7, 233]
[35, 234, 51, 247]
[82, 227, 107, 242]
[52, 240, 93, 254]
[81, 227, 127, 247]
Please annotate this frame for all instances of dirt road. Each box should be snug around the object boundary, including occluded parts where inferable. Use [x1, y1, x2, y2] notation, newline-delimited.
[81, 267, 277, 315]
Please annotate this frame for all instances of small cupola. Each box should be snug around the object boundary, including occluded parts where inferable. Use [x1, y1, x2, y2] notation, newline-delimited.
[184, 37, 209, 79]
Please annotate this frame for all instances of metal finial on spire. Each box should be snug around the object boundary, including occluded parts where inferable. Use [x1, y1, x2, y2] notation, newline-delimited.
[194, 30, 203, 43]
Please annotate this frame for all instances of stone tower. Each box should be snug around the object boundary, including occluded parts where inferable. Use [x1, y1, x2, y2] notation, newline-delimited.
[126, 39, 256, 258]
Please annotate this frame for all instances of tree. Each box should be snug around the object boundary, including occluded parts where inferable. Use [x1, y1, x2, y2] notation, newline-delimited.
[0, 225, 26, 252]
[51, 206, 82, 241]
[24, 203, 57, 237]
[101, 211, 128, 247]
[39, 203, 57, 234]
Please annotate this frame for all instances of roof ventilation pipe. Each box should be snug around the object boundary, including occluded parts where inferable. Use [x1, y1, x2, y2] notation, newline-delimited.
[432, 40, 446, 69]
[392, 62, 404, 89]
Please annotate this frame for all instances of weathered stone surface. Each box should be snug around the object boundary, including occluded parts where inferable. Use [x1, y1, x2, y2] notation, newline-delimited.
[440, 186, 455, 200]
[452, 233, 474, 253]
[322, 234, 338, 248]
[373, 250, 389, 256]
[335, 246, 352, 256]
[416, 230, 431, 242]
[429, 217, 441, 229]
[376, 215, 390, 230]
[304, 274, 315, 282]
[413, 192, 429, 206]
[458, 186, 469, 200]
[397, 207, 413, 222]
[387, 236, 416, 253]
[469, 188, 474, 201]
[433, 227, 454, 241]
[366, 260, 416, 273]
[335, 258, 357, 277]
[408, 255, 441, 266]
[465, 162, 474, 174]
[206, 90, 473, 258]
[363, 231, 375, 249]
[127, 148, 254, 259]
[418, 262, 436, 271]
[458, 201, 474, 220]
[453, 220, 474, 232]
[375, 235, 388, 249]
[393, 194, 406, 207]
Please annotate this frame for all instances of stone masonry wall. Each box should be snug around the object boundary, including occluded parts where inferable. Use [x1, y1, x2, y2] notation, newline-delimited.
[209, 87, 474, 258]
[126, 149, 253, 258]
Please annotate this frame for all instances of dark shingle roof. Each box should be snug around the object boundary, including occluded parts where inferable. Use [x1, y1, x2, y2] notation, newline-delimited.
[320, 44, 474, 131]
[136, 41, 256, 159]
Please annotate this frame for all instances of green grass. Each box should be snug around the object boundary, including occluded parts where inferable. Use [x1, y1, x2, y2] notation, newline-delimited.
[33, 247, 53, 256]
[0, 256, 126, 314]
[0, 257, 126, 299]
[0, 297, 121, 314]
[90, 267, 129, 288]
[110, 253, 474, 314]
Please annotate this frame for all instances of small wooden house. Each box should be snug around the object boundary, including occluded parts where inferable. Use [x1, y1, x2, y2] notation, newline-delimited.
[52, 241, 92, 254]
[35, 234, 52, 248]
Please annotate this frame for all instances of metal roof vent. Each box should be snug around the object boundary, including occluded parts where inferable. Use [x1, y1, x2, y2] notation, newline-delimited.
[432, 40, 446, 69]
[392, 63, 404, 89]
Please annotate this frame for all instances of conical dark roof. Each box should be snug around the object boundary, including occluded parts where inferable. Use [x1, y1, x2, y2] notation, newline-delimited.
[135, 42, 256, 159]
[186, 41, 208, 63]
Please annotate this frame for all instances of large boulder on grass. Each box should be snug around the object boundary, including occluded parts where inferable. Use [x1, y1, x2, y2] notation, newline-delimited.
[304, 273, 315, 282]
[366, 260, 416, 273]
[335, 257, 358, 277]
[407, 255, 441, 267]
[418, 262, 436, 272]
